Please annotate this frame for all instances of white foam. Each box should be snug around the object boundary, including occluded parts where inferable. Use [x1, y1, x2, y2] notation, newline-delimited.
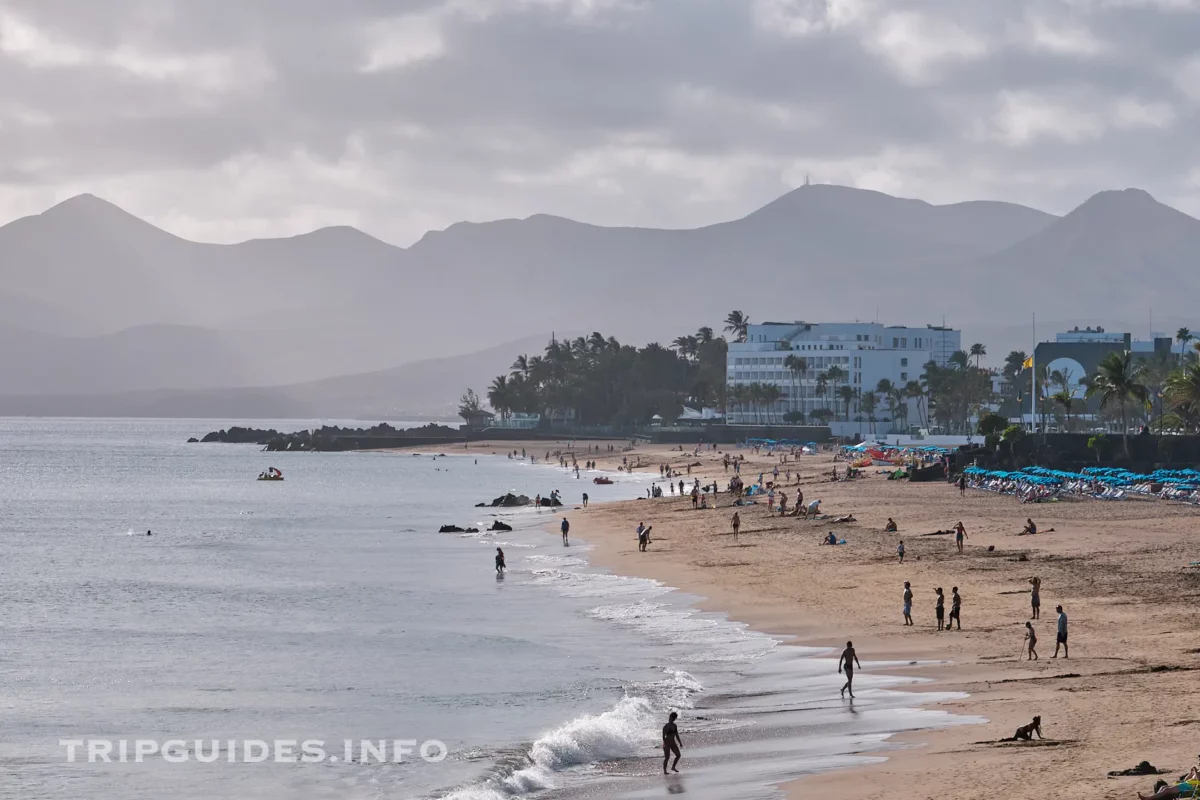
[589, 600, 776, 663]
[439, 695, 656, 800]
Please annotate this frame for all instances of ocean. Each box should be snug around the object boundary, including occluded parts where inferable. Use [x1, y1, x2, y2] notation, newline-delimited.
[0, 419, 978, 800]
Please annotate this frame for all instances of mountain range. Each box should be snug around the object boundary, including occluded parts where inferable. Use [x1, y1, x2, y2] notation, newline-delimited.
[0, 184, 1195, 418]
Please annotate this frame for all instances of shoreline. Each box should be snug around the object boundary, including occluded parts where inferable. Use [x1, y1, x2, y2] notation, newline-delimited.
[398, 439, 1200, 800]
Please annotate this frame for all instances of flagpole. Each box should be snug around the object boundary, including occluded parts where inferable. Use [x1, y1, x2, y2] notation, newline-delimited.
[1030, 312, 1036, 432]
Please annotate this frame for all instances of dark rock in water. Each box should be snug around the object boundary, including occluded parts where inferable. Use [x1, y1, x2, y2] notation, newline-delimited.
[475, 503, 486, 507]
[466, 527, 479, 533]
[197, 422, 464, 452]
[490, 493, 531, 507]
[439, 525, 467, 533]
[537, 496, 563, 507]
[490, 521, 513, 532]
[186, 437, 199, 443]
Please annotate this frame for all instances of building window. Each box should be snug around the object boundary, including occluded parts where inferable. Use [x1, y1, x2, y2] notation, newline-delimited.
[901, 338, 907, 348]
[901, 358, 908, 367]
[892, 337, 899, 348]
[901, 372, 908, 381]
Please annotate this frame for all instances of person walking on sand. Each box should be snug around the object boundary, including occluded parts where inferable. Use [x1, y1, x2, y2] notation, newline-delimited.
[561, 517, 570, 546]
[1053, 606, 1068, 658]
[662, 712, 682, 774]
[637, 522, 646, 552]
[1024, 621, 1038, 660]
[935, 587, 945, 631]
[1029, 576, 1041, 619]
[582, 492, 589, 508]
[954, 521, 967, 553]
[949, 587, 962, 630]
[897, 540, 905, 564]
[495, 547, 506, 574]
[838, 641, 862, 699]
[903, 582, 913, 626]
[731, 511, 740, 540]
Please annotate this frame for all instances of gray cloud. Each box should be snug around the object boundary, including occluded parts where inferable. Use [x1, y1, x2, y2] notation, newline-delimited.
[1, 0, 1198, 243]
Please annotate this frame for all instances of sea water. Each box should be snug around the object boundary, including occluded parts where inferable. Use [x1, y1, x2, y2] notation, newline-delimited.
[0, 419, 979, 800]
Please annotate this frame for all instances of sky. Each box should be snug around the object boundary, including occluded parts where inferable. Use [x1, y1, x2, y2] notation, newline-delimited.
[2, 0, 1200, 245]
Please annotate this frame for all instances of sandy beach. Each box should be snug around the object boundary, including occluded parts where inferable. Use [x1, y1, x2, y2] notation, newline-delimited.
[411, 438, 1200, 799]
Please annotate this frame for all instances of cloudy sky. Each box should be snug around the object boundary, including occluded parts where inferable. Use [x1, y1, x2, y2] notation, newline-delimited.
[1, 0, 1199, 244]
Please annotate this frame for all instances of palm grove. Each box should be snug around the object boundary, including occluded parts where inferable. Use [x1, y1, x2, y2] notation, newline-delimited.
[465, 316, 1200, 437]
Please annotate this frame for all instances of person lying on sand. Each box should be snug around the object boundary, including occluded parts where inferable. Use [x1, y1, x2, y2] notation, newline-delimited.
[1138, 763, 1200, 800]
[831, 514, 857, 523]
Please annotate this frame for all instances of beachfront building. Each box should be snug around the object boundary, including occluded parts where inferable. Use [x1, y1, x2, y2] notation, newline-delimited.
[725, 321, 961, 428]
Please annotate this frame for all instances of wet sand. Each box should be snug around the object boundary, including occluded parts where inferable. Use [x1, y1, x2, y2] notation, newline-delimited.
[404, 438, 1200, 799]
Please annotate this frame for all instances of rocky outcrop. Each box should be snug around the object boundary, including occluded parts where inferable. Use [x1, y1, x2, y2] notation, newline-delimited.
[439, 525, 479, 533]
[199, 427, 281, 444]
[194, 422, 464, 451]
[487, 493, 531, 507]
[489, 521, 513, 532]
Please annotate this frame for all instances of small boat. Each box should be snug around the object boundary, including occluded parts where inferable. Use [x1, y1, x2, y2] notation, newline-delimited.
[258, 467, 284, 481]
[593, 476, 613, 485]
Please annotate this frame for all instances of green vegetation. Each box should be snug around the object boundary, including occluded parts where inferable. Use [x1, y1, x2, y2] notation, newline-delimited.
[484, 329, 728, 426]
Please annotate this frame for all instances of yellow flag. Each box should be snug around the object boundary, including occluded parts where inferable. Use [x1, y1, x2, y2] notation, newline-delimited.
[1022, 356, 1033, 369]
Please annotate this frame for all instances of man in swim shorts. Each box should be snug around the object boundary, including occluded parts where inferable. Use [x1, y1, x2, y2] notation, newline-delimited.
[838, 641, 861, 699]
[662, 712, 682, 774]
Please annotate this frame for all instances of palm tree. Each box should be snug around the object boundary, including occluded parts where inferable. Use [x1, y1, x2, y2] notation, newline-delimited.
[487, 375, 512, 420]
[1085, 350, 1149, 457]
[949, 350, 970, 370]
[815, 371, 829, 408]
[724, 310, 750, 343]
[969, 343, 987, 368]
[671, 335, 699, 361]
[1165, 362, 1200, 433]
[1177, 327, 1193, 361]
[836, 385, 857, 422]
[696, 326, 715, 345]
[904, 380, 926, 427]
[1051, 389, 1073, 432]
[760, 384, 783, 424]
[859, 391, 878, 434]
[783, 355, 807, 417]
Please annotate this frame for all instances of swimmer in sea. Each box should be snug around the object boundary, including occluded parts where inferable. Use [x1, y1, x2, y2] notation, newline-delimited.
[495, 547, 505, 574]
[662, 712, 682, 774]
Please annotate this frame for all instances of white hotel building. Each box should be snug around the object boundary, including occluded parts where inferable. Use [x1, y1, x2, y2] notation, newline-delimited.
[726, 321, 961, 426]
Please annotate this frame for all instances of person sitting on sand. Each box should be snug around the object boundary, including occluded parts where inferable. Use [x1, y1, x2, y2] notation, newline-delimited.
[885, 518, 898, 532]
[1021, 518, 1038, 536]
[806, 499, 821, 518]
[823, 531, 838, 546]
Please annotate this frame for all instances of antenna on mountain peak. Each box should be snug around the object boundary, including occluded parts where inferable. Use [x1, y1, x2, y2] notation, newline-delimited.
[804, 173, 811, 187]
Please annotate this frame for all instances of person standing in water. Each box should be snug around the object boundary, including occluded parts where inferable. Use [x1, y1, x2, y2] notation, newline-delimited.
[495, 547, 506, 574]
[561, 517, 570, 545]
[838, 641, 862, 699]
[662, 712, 682, 774]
